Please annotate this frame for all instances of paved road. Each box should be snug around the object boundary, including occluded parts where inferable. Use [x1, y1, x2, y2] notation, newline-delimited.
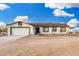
[0, 36, 25, 44]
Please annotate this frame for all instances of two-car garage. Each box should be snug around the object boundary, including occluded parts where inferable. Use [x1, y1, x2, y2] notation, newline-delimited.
[8, 21, 34, 36]
[10, 27, 30, 36]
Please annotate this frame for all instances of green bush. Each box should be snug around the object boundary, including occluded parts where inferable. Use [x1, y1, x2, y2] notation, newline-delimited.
[3, 28, 7, 32]
[0, 28, 2, 32]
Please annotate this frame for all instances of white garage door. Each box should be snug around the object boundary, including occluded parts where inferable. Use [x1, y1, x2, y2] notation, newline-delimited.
[12, 28, 30, 36]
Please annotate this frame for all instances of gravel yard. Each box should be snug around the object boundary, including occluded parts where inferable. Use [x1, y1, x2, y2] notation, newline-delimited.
[0, 35, 79, 56]
[0, 35, 25, 44]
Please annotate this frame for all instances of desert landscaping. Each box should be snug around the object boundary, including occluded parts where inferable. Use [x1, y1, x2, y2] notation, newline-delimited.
[0, 35, 79, 56]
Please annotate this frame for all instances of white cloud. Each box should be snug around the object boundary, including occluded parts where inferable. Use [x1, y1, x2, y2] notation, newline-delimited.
[53, 9, 74, 17]
[67, 18, 79, 28]
[0, 4, 10, 10]
[45, 3, 76, 17]
[45, 3, 79, 9]
[45, 3, 67, 9]
[0, 22, 6, 27]
[14, 16, 29, 23]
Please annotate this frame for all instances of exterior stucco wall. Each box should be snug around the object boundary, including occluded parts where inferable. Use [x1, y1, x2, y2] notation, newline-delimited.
[66, 27, 69, 32]
[8, 23, 34, 35]
[39, 27, 69, 34]
[8, 27, 10, 36]
[8, 22, 69, 35]
[9, 23, 18, 27]
[40, 27, 51, 34]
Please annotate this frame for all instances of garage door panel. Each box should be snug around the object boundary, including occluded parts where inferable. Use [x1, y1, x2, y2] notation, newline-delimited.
[11, 28, 29, 36]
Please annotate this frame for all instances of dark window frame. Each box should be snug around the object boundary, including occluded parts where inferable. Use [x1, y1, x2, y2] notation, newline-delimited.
[60, 27, 66, 32]
[43, 27, 49, 32]
[18, 22, 22, 26]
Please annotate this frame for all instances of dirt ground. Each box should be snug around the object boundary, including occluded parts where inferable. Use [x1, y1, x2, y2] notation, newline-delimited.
[0, 35, 79, 56]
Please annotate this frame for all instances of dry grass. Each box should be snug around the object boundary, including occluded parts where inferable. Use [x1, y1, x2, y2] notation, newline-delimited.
[0, 35, 79, 56]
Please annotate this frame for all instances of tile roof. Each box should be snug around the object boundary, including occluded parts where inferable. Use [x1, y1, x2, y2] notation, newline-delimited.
[7, 21, 69, 27]
[30, 23, 69, 27]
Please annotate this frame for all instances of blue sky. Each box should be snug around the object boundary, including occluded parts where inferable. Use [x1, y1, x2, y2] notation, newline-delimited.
[0, 3, 79, 24]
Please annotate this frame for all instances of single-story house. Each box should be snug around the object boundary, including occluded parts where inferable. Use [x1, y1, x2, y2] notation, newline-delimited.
[7, 21, 69, 36]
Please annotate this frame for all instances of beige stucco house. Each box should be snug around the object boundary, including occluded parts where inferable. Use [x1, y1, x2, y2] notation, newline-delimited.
[7, 21, 69, 36]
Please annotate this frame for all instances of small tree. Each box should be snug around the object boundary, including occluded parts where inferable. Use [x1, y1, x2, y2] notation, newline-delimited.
[0, 28, 2, 34]
[4, 28, 7, 32]
[1, 28, 7, 35]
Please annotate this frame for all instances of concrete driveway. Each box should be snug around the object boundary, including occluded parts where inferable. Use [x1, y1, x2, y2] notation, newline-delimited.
[0, 35, 25, 44]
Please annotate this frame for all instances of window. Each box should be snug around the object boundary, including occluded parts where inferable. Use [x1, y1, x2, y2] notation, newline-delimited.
[52, 27, 57, 32]
[60, 27, 66, 32]
[18, 22, 22, 26]
[43, 27, 49, 32]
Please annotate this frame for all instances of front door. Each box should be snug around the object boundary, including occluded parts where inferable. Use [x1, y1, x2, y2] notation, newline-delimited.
[35, 27, 40, 35]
